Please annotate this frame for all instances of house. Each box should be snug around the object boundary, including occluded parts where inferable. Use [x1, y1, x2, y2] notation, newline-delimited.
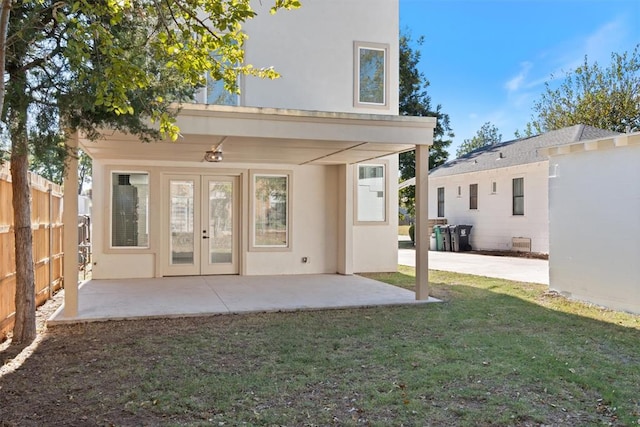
[542, 131, 640, 314]
[426, 125, 619, 254]
[60, 0, 437, 317]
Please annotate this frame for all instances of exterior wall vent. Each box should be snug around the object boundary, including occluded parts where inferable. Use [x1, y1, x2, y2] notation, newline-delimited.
[512, 237, 531, 252]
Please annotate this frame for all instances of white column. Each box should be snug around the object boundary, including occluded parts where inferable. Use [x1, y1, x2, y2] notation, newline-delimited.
[415, 145, 429, 300]
[337, 164, 353, 275]
[63, 134, 79, 317]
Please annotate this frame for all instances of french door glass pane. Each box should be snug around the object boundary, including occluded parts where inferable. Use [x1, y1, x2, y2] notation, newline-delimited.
[209, 181, 233, 264]
[170, 180, 195, 265]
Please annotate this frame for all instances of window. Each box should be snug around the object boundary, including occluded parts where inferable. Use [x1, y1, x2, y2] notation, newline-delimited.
[111, 172, 149, 248]
[469, 184, 478, 210]
[252, 172, 290, 249]
[356, 164, 386, 222]
[491, 181, 497, 194]
[457, 186, 462, 197]
[354, 42, 389, 107]
[437, 187, 445, 217]
[512, 177, 524, 215]
[204, 75, 238, 106]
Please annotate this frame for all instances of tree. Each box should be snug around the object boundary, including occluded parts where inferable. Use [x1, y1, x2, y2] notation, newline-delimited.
[2, 0, 300, 344]
[398, 32, 454, 218]
[520, 44, 640, 136]
[455, 122, 502, 157]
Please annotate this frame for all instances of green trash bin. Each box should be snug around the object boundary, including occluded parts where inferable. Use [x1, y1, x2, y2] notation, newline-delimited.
[433, 225, 446, 251]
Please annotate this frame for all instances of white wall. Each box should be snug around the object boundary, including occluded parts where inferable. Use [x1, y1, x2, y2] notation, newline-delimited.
[428, 161, 549, 253]
[231, 0, 399, 115]
[548, 143, 640, 314]
[91, 157, 399, 279]
[353, 155, 399, 272]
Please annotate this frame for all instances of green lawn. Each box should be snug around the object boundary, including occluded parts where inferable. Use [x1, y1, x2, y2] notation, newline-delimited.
[1, 267, 638, 426]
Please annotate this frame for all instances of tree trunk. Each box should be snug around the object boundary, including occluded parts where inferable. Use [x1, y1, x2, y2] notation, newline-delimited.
[0, 0, 11, 118]
[9, 84, 36, 345]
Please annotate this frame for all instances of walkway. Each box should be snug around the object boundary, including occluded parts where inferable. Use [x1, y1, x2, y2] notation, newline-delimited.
[399, 238, 549, 285]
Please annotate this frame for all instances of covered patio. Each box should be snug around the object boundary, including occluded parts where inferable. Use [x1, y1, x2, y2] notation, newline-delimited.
[48, 274, 439, 325]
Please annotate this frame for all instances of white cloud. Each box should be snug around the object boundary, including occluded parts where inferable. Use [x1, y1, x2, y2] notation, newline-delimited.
[505, 61, 533, 93]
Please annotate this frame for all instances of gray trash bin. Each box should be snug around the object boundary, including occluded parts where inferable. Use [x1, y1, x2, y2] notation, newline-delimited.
[450, 225, 473, 251]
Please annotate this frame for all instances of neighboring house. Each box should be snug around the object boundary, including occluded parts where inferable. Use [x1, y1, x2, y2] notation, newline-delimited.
[60, 0, 436, 315]
[543, 131, 640, 314]
[427, 125, 619, 254]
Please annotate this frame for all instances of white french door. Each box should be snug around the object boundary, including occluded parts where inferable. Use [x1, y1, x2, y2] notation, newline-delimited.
[163, 175, 239, 276]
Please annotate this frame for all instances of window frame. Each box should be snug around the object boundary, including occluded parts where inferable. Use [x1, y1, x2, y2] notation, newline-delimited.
[354, 161, 389, 225]
[469, 183, 478, 210]
[249, 170, 292, 251]
[353, 41, 390, 109]
[108, 170, 151, 251]
[512, 177, 525, 216]
[437, 187, 445, 218]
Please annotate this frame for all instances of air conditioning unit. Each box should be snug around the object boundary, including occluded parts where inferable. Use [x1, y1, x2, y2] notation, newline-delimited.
[512, 237, 531, 252]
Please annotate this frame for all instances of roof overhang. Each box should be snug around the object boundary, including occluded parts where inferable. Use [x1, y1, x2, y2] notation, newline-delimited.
[79, 104, 437, 165]
[540, 132, 640, 157]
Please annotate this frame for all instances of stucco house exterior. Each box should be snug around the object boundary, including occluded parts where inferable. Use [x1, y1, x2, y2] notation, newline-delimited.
[60, 0, 436, 317]
[543, 131, 640, 314]
[426, 125, 619, 254]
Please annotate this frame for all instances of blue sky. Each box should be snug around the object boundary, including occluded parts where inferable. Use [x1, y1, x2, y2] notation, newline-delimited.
[399, 0, 640, 158]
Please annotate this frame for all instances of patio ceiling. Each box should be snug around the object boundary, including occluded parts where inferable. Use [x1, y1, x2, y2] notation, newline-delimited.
[79, 104, 436, 165]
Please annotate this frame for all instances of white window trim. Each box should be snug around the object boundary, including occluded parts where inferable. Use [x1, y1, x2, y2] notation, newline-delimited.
[354, 160, 389, 225]
[353, 41, 390, 109]
[249, 170, 292, 252]
[107, 169, 152, 253]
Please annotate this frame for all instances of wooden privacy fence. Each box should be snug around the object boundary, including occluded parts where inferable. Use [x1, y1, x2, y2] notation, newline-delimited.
[0, 162, 64, 340]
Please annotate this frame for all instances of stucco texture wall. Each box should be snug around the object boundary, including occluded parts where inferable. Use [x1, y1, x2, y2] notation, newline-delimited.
[548, 143, 640, 314]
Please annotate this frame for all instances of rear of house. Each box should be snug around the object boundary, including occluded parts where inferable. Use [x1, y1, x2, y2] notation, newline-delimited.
[79, 0, 435, 282]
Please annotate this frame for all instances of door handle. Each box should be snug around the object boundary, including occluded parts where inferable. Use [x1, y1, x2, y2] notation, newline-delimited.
[202, 230, 209, 239]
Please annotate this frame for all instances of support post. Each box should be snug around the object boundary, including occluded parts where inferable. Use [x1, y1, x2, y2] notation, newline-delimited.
[415, 145, 429, 300]
[337, 164, 353, 275]
[62, 134, 79, 318]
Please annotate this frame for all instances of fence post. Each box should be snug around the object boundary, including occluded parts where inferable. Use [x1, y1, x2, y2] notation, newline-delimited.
[48, 184, 53, 299]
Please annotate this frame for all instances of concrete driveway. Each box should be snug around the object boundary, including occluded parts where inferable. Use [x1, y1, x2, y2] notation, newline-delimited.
[399, 238, 549, 285]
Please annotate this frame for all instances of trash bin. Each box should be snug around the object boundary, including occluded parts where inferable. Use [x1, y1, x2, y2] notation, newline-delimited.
[450, 225, 473, 251]
[433, 225, 445, 251]
[440, 225, 452, 251]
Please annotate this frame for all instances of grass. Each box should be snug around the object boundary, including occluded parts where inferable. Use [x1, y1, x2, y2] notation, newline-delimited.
[398, 224, 410, 236]
[1, 268, 639, 426]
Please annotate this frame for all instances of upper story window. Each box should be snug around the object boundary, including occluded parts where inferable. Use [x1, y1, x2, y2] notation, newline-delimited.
[111, 172, 149, 248]
[354, 42, 389, 108]
[203, 74, 239, 106]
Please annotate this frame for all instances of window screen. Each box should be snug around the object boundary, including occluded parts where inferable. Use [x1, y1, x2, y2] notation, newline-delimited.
[512, 178, 524, 215]
[253, 174, 288, 247]
[437, 187, 445, 218]
[357, 164, 386, 222]
[112, 172, 149, 247]
[470, 184, 478, 210]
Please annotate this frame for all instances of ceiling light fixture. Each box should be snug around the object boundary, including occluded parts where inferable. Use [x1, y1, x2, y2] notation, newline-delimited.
[204, 144, 223, 162]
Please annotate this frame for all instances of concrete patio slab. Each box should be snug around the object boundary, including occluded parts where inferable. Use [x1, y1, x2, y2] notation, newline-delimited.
[48, 274, 439, 325]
